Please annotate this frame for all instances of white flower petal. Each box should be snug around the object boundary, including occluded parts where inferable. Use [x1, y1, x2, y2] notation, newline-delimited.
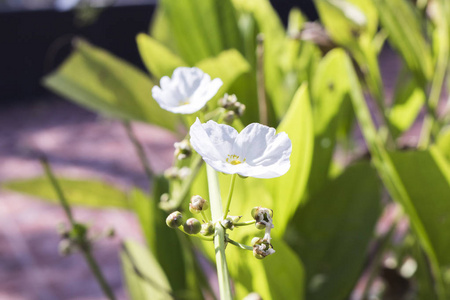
[190, 118, 237, 163]
[151, 67, 223, 114]
[189, 119, 292, 179]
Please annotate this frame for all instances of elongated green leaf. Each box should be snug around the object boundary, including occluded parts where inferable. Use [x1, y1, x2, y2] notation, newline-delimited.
[195, 49, 251, 101]
[3, 177, 128, 208]
[131, 186, 200, 298]
[120, 240, 173, 300]
[437, 127, 450, 162]
[389, 70, 426, 137]
[229, 237, 305, 300]
[345, 52, 448, 298]
[372, 0, 432, 82]
[159, 0, 242, 65]
[308, 49, 352, 196]
[289, 162, 381, 300]
[43, 39, 178, 131]
[389, 148, 450, 266]
[266, 84, 314, 235]
[136, 33, 187, 79]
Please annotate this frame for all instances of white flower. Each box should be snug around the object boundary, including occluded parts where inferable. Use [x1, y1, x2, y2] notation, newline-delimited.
[189, 119, 292, 179]
[151, 67, 223, 114]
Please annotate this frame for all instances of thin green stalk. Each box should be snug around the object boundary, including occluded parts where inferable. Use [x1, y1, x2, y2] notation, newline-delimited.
[41, 158, 116, 300]
[227, 239, 252, 251]
[170, 154, 203, 210]
[418, 7, 449, 148]
[223, 174, 237, 220]
[201, 211, 210, 223]
[256, 34, 268, 125]
[206, 165, 233, 300]
[177, 226, 214, 241]
[234, 220, 256, 227]
[123, 121, 154, 183]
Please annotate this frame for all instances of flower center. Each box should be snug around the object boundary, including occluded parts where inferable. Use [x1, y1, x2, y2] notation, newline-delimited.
[179, 98, 190, 106]
[226, 154, 245, 165]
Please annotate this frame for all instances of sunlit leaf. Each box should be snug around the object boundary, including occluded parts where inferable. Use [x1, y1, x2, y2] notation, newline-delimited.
[43, 39, 178, 131]
[136, 33, 187, 79]
[3, 177, 128, 208]
[120, 240, 173, 300]
[290, 162, 382, 300]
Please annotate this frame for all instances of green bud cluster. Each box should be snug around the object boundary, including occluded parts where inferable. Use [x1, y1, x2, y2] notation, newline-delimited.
[218, 93, 246, 124]
[174, 139, 192, 160]
[251, 237, 275, 259]
[251, 206, 273, 230]
[221, 215, 242, 230]
[200, 222, 215, 236]
[164, 166, 191, 180]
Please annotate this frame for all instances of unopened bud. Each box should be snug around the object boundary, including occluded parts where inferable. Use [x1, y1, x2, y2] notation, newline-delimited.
[200, 222, 214, 236]
[166, 211, 183, 228]
[223, 111, 236, 124]
[252, 237, 275, 259]
[174, 140, 192, 160]
[251, 207, 273, 222]
[58, 239, 74, 256]
[178, 167, 191, 180]
[221, 218, 234, 230]
[183, 218, 202, 234]
[57, 223, 69, 239]
[218, 93, 238, 109]
[255, 222, 266, 230]
[160, 193, 170, 203]
[164, 167, 179, 180]
[189, 195, 209, 214]
[235, 103, 246, 117]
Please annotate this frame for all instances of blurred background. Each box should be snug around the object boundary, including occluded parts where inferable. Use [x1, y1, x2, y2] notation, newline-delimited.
[0, 0, 402, 299]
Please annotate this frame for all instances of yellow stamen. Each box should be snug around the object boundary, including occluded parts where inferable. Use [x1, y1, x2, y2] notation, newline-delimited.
[226, 154, 246, 165]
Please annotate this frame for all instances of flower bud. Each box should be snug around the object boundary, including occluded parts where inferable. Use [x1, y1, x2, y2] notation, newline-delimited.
[235, 103, 246, 117]
[221, 218, 234, 230]
[218, 93, 238, 109]
[174, 140, 192, 160]
[183, 218, 202, 234]
[255, 222, 266, 230]
[166, 211, 183, 228]
[178, 167, 191, 180]
[164, 167, 179, 180]
[58, 239, 74, 256]
[189, 195, 209, 214]
[251, 207, 273, 222]
[252, 238, 275, 259]
[200, 222, 214, 236]
[223, 111, 236, 125]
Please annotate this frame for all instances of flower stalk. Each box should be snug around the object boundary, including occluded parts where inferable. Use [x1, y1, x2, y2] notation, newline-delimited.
[223, 173, 237, 220]
[206, 165, 233, 300]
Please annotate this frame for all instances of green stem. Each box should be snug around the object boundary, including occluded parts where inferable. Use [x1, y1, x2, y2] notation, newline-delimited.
[206, 165, 233, 300]
[256, 33, 268, 125]
[41, 158, 116, 300]
[123, 121, 154, 183]
[177, 226, 214, 241]
[223, 174, 237, 220]
[201, 211, 210, 223]
[234, 220, 256, 227]
[227, 239, 252, 251]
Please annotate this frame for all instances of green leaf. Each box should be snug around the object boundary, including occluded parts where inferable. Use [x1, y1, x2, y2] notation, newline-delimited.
[344, 51, 448, 298]
[195, 49, 251, 101]
[388, 70, 426, 137]
[43, 39, 178, 131]
[388, 148, 450, 267]
[228, 237, 305, 300]
[436, 127, 450, 162]
[120, 240, 173, 300]
[136, 33, 187, 79]
[2, 177, 128, 208]
[159, 0, 242, 65]
[266, 84, 314, 235]
[307, 49, 352, 196]
[372, 0, 432, 82]
[289, 162, 382, 300]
